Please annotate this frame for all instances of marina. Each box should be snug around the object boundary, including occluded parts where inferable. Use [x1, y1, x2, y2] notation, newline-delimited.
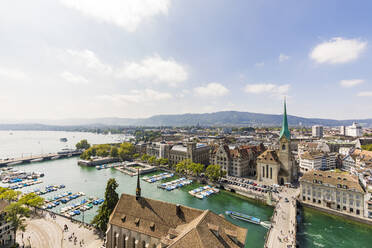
[28, 184, 66, 195]
[188, 185, 219, 199]
[157, 177, 193, 191]
[8, 179, 43, 190]
[142, 172, 174, 183]
[42, 192, 85, 209]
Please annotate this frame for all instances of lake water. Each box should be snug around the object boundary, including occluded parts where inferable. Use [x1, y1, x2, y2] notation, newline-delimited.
[1, 131, 371, 248]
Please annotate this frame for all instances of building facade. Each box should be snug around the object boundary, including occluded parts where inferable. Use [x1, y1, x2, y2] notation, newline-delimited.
[209, 144, 262, 177]
[345, 122, 363, 137]
[168, 143, 210, 166]
[299, 151, 337, 173]
[300, 170, 367, 217]
[312, 125, 323, 138]
[256, 100, 298, 185]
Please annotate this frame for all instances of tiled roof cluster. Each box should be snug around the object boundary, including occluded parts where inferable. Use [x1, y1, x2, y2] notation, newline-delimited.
[109, 194, 247, 248]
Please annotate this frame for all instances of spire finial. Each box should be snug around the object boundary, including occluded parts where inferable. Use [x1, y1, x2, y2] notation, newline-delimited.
[136, 168, 141, 200]
[279, 97, 290, 140]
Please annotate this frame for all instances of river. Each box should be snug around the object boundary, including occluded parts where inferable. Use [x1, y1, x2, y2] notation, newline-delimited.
[1, 131, 371, 248]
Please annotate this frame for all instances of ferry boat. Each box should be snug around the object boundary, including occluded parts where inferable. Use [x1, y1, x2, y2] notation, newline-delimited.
[225, 211, 271, 229]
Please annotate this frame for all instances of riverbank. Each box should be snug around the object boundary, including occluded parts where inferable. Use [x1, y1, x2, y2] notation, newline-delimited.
[300, 201, 372, 225]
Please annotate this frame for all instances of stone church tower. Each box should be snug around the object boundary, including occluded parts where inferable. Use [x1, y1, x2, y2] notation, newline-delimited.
[256, 99, 298, 185]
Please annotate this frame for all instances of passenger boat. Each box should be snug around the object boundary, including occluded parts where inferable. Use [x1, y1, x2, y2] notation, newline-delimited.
[225, 211, 271, 229]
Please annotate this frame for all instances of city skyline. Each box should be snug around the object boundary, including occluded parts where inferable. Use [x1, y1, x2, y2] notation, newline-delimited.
[1, 0, 372, 120]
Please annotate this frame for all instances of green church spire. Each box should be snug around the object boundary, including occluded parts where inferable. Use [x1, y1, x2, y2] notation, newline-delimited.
[279, 98, 291, 140]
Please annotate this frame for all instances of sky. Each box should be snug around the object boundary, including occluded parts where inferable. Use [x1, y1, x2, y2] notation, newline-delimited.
[1, 0, 372, 121]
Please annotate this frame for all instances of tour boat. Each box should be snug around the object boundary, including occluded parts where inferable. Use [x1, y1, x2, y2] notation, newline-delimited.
[225, 211, 271, 229]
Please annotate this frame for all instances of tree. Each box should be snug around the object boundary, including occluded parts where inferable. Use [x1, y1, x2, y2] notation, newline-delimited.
[76, 139, 90, 150]
[141, 154, 150, 162]
[0, 189, 21, 202]
[110, 146, 119, 158]
[118, 143, 135, 161]
[205, 164, 223, 181]
[148, 156, 156, 165]
[133, 153, 140, 159]
[92, 178, 119, 232]
[5, 202, 31, 238]
[176, 159, 191, 174]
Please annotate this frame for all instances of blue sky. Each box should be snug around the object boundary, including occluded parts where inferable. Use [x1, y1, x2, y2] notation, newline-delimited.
[0, 0, 371, 120]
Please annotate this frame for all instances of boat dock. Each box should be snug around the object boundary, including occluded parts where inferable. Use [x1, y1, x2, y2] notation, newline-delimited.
[61, 198, 104, 217]
[142, 172, 174, 183]
[0, 150, 82, 167]
[8, 179, 43, 190]
[157, 177, 192, 191]
[29, 184, 66, 196]
[43, 192, 85, 209]
[188, 185, 219, 199]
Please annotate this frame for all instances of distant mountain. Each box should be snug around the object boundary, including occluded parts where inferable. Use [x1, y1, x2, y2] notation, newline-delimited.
[1, 111, 371, 130]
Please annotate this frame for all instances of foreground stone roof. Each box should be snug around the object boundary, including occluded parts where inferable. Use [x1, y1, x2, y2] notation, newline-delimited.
[109, 194, 247, 248]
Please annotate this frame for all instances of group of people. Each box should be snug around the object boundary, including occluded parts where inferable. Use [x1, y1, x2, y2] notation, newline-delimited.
[68, 232, 85, 247]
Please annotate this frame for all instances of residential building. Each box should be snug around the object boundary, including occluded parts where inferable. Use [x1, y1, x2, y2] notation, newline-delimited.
[345, 122, 363, 137]
[105, 174, 247, 248]
[298, 141, 330, 156]
[299, 151, 337, 173]
[209, 144, 263, 177]
[312, 125, 323, 138]
[340, 126, 346, 136]
[0, 200, 15, 247]
[300, 170, 367, 218]
[256, 100, 298, 185]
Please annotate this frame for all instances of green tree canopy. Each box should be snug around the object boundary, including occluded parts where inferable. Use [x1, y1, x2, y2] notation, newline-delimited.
[92, 178, 119, 232]
[76, 139, 91, 150]
[205, 164, 224, 181]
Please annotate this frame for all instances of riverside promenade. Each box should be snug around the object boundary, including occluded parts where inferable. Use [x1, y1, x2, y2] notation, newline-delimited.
[16, 213, 103, 248]
[264, 188, 299, 248]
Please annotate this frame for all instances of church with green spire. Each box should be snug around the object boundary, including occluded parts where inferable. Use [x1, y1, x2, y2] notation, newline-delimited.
[256, 99, 298, 185]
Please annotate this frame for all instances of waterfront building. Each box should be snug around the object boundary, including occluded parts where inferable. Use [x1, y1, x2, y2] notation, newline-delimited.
[256, 100, 298, 185]
[209, 144, 263, 177]
[168, 142, 210, 166]
[299, 151, 337, 173]
[146, 142, 170, 159]
[345, 122, 363, 137]
[312, 125, 323, 138]
[106, 174, 247, 248]
[0, 200, 15, 247]
[300, 170, 367, 217]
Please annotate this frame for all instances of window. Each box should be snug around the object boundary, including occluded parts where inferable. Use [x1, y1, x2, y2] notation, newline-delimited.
[356, 209, 360, 215]
[282, 144, 286, 150]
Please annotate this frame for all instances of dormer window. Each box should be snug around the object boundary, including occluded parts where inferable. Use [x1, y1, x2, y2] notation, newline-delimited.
[282, 144, 286, 150]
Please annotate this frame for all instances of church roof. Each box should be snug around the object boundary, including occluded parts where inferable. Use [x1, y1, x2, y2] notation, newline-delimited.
[109, 194, 247, 247]
[279, 99, 291, 140]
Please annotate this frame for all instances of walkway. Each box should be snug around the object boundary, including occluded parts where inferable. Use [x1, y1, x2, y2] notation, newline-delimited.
[265, 188, 299, 248]
[16, 214, 103, 248]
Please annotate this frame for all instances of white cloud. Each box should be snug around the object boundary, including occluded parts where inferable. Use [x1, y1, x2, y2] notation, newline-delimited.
[0, 66, 28, 80]
[340, 79, 364, 88]
[60, 0, 171, 32]
[310, 37, 367, 64]
[357, 91, 372, 97]
[66, 49, 113, 74]
[279, 53, 290, 62]
[244, 83, 290, 97]
[61, 71, 89, 84]
[194, 83, 229, 97]
[99, 89, 172, 104]
[116, 55, 188, 86]
[255, 62, 264, 67]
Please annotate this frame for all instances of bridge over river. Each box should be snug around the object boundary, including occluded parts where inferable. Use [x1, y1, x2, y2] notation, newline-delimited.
[0, 150, 82, 167]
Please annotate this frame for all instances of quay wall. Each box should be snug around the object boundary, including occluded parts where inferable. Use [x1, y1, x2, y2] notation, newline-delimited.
[300, 201, 372, 225]
[78, 157, 119, 166]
